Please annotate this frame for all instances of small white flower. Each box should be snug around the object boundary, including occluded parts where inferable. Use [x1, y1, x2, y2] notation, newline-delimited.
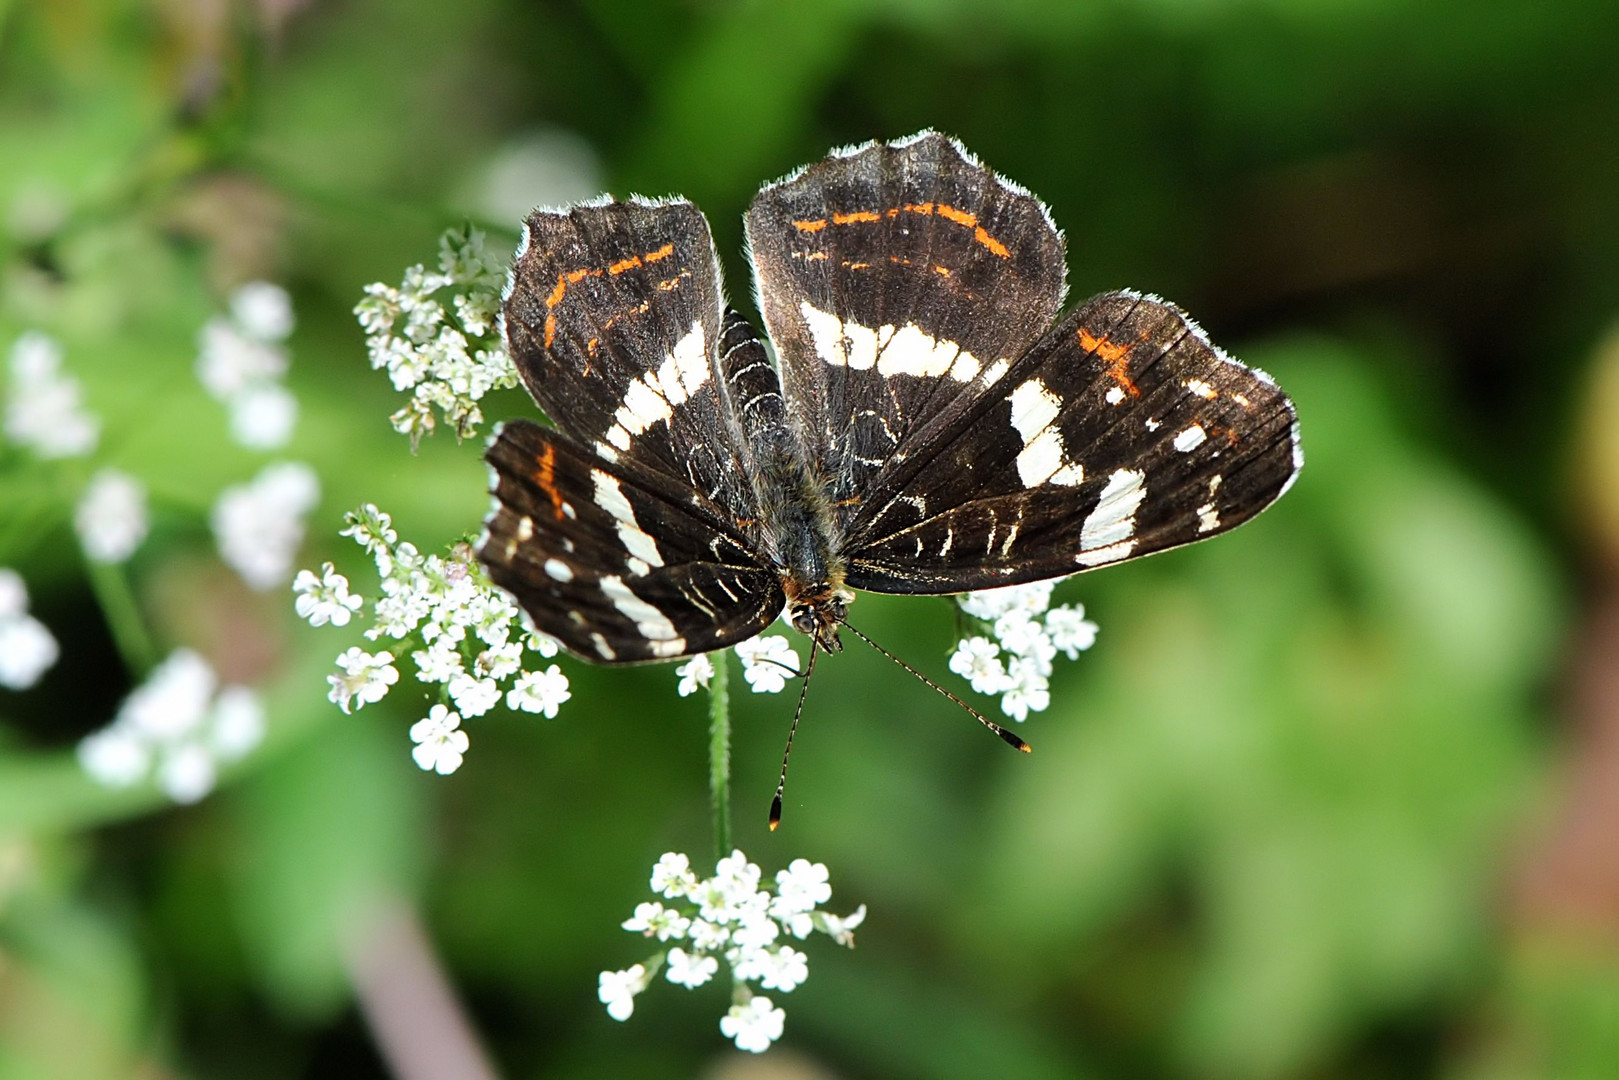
[371, 585, 431, 640]
[8, 330, 63, 383]
[448, 673, 501, 717]
[209, 686, 266, 760]
[621, 901, 690, 942]
[734, 635, 799, 694]
[340, 504, 398, 558]
[506, 664, 570, 717]
[772, 907, 816, 941]
[327, 647, 398, 713]
[117, 649, 216, 742]
[228, 382, 298, 449]
[5, 331, 99, 458]
[230, 281, 295, 342]
[196, 318, 287, 400]
[213, 462, 320, 590]
[158, 743, 217, 803]
[598, 964, 648, 1022]
[817, 903, 867, 947]
[1045, 604, 1099, 658]
[75, 469, 149, 563]
[688, 918, 730, 951]
[694, 852, 765, 923]
[0, 614, 58, 689]
[774, 859, 832, 914]
[77, 727, 150, 787]
[958, 580, 1054, 622]
[720, 996, 786, 1053]
[675, 653, 714, 697]
[714, 849, 764, 898]
[292, 562, 364, 627]
[755, 946, 810, 992]
[994, 613, 1056, 675]
[0, 569, 26, 619]
[412, 635, 465, 684]
[732, 911, 780, 952]
[475, 641, 524, 681]
[650, 852, 697, 899]
[999, 656, 1051, 722]
[526, 628, 561, 659]
[664, 947, 718, 989]
[409, 704, 469, 774]
[948, 636, 1010, 695]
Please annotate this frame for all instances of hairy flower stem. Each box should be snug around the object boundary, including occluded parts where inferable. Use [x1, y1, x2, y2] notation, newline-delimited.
[709, 651, 732, 863]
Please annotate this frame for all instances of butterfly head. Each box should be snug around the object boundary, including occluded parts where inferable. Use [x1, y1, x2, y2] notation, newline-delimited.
[784, 575, 854, 653]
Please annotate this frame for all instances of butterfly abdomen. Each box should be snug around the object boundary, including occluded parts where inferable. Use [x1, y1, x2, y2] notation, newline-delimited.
[715, 309, 845, 597]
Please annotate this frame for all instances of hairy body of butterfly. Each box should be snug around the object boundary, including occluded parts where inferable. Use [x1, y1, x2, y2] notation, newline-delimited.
[479, 131, 1301, 667]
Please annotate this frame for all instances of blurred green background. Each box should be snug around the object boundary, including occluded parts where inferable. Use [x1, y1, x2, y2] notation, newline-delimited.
[5, 0, 1619, 1076]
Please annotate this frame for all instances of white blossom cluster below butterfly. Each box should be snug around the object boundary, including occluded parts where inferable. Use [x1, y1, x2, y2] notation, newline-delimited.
[600, 850, 866, 1053]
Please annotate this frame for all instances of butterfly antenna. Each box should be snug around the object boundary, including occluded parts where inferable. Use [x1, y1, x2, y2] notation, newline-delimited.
[841, 621, 1031, 754]
[768, 636, 820, 831]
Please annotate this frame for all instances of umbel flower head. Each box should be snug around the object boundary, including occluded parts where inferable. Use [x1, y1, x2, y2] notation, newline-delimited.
[293, 502, 572, 771]
[948, 581, 1098, 722]
[76, 648, 265, 803]
[353, 226, 517, 445]
[600, 850, 865, 1053]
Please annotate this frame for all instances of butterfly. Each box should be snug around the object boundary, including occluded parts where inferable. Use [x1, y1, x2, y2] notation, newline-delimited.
[478, 130, 1301, 767]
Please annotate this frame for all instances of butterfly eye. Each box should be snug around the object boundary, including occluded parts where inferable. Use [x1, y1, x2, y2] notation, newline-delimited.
[790, 607, 818, 634]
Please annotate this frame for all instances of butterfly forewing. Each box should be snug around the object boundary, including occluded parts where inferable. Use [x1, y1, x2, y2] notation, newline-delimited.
[482, 420, 783, 662]
[844, 291, 1301, 592]
[746, 132, 1067, 529]
[502, 198, 757, 520]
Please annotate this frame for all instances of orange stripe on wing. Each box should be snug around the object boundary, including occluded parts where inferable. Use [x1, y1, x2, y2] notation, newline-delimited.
[537, 243, 685, 350]
[974, 227, 1010, 257]
[532, 442, 565, 520]
[1079, 328, 1140, 397]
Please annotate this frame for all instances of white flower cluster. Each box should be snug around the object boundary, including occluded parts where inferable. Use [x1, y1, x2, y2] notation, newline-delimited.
[948, 581, 1099, 721]
[674, 635, 805, 696]
[212, 462, 321, 589]
[600, 850, 866, 1053]
[294, 503, 572, 774]
[0, 568, 59, 690]
[353, 225, 518, 445]
[733, 634, 801, 694]
[3, 331, 98, 458]
[75, 468, 150, 564]
[77, 648, 265, 803]
[197, 281, 299, 450]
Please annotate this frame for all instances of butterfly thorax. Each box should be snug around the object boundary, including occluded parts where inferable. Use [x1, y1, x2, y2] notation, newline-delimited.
[749, 425, 852, 652]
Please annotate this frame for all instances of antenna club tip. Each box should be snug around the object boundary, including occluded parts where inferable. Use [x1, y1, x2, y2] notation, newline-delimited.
[1018, 742, 1032, 754]
[769, 797, 783, 831]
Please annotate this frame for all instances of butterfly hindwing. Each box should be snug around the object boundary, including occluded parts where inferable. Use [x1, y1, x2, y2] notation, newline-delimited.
[844, 291, 1302, 592]
[481, 420, 784, 662]
[502, 198, 757, 519]
[745, 132, 1067, 526]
